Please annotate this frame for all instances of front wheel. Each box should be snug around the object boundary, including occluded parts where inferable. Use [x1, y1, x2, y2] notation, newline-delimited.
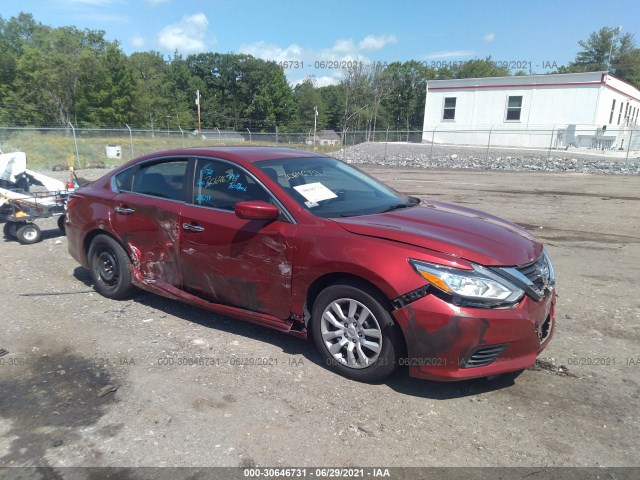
[88, 234, 136, 299]
[311, 283, 401, 382]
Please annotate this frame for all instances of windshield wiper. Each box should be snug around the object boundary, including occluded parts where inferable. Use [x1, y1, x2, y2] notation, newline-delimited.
[378, 202, 415, 213]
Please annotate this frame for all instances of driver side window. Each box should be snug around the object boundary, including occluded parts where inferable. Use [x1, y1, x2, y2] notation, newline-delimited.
[192, 159, 270, 210]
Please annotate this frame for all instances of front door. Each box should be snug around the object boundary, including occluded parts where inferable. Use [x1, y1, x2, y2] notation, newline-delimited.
[179, 158, 296, 319]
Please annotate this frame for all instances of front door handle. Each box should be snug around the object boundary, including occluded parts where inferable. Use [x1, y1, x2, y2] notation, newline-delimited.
[114, 206, 135, 215]
[182, 223, 204, 232]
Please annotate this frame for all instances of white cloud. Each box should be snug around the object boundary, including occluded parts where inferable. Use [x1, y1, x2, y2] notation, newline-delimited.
[240, 33, 397, 84]
[332, 39, 356, 54]
[358, 34, 397, 51]
[484, 33, 495, 43]
[314, 75, 341, 87]
[289, 73, 343, 87]
[240, 41, 304, 63]
[158, 13, 210, 54]
[424, 50, 475, 59]
[131, 35, 146, 49]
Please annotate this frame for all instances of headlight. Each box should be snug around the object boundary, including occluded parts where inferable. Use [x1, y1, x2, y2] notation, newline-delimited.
[409, 259, 524, 307]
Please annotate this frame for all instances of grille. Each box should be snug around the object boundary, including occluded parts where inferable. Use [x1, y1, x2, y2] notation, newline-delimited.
[516, 255, 550, 295]
[496, 252, 554, 301]
[463, 344, 507, 368]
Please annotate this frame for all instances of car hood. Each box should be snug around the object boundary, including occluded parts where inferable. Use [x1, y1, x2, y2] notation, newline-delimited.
[333, 201, 542, 266]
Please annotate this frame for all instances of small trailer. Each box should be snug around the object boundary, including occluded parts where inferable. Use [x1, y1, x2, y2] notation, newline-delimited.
[1, 151, 73, 244]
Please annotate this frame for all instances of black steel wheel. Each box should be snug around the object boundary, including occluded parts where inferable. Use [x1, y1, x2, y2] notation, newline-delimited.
[88, 234, 136, 299]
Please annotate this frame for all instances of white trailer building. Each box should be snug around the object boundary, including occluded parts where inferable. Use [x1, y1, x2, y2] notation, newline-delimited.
[422, 72, 640, 151]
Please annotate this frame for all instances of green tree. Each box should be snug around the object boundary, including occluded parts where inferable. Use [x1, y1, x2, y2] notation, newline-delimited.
[2, 13, 135, 127]
[186, 53, 293, 130]
[612, 33, 640, 87]
[293, 77, 325, 130]
[0, 13, 44, 124]
[318, 84, 345, 132]
[438, 57, 510, 79]
[241, 57, 293, 130]
[129, 51, 172, 129]
[383, 61, 435, 133]
[564, 27, 640, 87]
[166, 53, 199, 129]
[13, 25, 90, 125]
[76, 41, 135, 127]
[573, 27, 616, 71]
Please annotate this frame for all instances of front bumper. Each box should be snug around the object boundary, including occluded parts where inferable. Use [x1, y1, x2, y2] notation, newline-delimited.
[393, 289, 555, 381]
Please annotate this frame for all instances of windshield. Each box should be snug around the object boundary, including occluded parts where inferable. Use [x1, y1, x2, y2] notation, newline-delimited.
[256, 156, 418, 218]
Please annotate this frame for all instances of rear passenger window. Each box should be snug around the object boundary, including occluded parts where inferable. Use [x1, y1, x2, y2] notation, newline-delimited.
[114, 168, 134, 191]
[132, 160, 187, 201]
[193, 159, 270, 210]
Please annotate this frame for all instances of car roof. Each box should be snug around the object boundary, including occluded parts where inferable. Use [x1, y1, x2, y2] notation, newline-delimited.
[134, 146, 328, 164]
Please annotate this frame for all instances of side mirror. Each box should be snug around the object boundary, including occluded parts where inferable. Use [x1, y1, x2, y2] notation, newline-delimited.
[235, 201, 280, 221]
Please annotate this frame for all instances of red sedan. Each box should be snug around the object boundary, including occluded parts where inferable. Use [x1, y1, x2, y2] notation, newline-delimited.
[66, 147, 555, 382]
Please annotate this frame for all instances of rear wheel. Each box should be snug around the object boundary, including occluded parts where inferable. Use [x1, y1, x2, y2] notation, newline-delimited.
[3, 221, 20, 239]
[88, 234, 136, 299]
[311, 283, 401, 382]
[57, 215, 66, 234]
[16, 223, 42, 244]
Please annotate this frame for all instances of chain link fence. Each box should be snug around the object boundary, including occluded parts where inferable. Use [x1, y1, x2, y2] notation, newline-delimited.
[1, 125, 638, 170]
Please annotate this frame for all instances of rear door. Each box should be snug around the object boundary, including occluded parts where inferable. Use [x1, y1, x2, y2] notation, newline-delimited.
[179, 158, 296, 319]
[110, 158, 188, 286]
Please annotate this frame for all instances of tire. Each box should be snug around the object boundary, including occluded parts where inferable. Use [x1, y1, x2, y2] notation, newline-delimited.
[57, 215, 66, 234]
[3, 221, 19, 239]
[311, 283, 401, 382]
[16, 223, 42, 244]
[87, 234, 136, 299]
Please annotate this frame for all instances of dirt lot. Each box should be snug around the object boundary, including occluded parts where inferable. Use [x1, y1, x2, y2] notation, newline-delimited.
[1, 166, 639, 476]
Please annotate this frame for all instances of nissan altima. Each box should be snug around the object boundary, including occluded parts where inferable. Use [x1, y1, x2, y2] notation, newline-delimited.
[66, 147, 555, 382]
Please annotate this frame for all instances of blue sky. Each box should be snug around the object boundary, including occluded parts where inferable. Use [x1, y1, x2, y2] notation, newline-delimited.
[2, 0, 639, 85]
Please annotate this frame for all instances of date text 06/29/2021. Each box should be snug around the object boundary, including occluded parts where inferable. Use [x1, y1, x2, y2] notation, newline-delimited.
[276, 60, 559, 70]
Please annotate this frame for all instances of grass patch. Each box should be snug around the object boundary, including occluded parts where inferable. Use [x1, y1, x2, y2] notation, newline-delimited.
[0, 129, 344, 170]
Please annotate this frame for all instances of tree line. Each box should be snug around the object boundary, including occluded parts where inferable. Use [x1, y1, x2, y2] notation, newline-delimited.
[1, 13, 639, 133]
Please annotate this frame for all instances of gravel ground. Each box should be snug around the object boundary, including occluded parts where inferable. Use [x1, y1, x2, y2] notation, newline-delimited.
[1, 155, 639, 478]
[29, 141, 640, 183]
[337, 142, 640, 175]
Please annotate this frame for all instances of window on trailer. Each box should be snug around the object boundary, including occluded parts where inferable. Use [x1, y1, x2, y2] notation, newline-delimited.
[609, 99, 616, 124]
[442, 97, 456, 120]
[618, 103, 623, 125]
[506, 96, 523, 121]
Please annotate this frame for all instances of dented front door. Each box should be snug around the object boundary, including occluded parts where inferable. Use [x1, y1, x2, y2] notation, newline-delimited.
[179, 204, 296, 319]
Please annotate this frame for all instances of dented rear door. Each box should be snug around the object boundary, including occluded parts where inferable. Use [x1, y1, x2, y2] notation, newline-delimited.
[110, 159, 188, 287]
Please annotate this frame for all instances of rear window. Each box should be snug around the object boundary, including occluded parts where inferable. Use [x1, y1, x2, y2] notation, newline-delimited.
[128, 160, 187, 201]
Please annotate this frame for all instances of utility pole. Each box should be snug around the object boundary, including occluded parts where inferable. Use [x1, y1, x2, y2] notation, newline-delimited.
[607, 26, 622, 72]
[313, 105, 318, 146]
[195, 90, 201, 132]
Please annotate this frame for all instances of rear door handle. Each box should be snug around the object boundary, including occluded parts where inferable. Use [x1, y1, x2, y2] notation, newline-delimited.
[114, 206, 135, 215]
[182, 223, 204, 232]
